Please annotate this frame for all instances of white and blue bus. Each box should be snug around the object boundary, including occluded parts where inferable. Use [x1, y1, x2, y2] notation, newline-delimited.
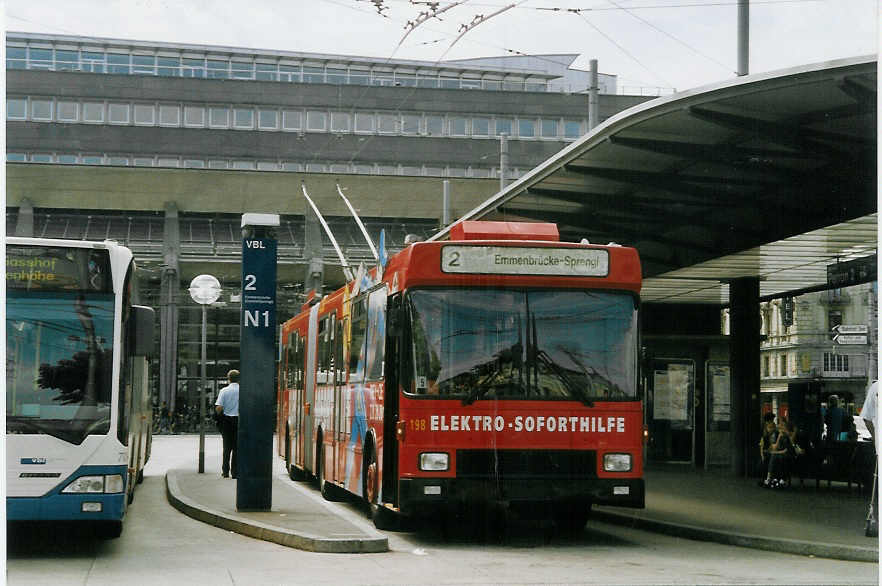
[6, 237, 155, 538]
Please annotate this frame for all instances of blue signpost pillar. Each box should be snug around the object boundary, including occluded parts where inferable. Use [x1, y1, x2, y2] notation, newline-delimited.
[237, 213, 280, 511]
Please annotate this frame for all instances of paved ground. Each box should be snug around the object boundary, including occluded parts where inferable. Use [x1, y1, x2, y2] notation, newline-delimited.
[165, 442, 878, 562]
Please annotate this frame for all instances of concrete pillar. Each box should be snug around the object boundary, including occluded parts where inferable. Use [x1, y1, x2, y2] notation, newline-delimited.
[729, 277, 761, 477]
[160, 202, 181, 414]
[14, 197, 34, 237]
[303, 204, 324, 294]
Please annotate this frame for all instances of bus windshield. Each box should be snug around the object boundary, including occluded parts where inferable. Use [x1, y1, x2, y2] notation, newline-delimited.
[407, 288, 638, 402]
[6, 291, 115, 444]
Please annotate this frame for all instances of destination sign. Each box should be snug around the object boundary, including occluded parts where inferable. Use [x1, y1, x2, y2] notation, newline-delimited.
[6, 245, 111, 292]
[441, 246, 609, 277]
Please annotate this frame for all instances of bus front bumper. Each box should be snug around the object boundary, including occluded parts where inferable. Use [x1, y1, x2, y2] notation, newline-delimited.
[398, 476, 645, 515]
[7, 465, 128, 522]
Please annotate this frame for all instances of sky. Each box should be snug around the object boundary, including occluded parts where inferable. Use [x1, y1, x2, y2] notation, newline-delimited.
[3, 0, 879, 93]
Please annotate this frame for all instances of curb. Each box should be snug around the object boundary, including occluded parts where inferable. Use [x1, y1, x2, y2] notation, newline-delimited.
[591, 509, 878, 563]
[165, 471, 388, 554]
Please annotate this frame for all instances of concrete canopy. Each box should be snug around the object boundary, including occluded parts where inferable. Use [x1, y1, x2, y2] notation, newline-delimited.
[431, 56, 877, 304]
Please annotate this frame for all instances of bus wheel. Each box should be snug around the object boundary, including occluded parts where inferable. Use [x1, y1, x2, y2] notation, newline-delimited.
[136, 469, 144, 484]
[363, 442, 398, 530]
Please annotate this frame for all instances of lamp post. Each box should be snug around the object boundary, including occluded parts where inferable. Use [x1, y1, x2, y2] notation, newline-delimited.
[188, 274, 221, 474]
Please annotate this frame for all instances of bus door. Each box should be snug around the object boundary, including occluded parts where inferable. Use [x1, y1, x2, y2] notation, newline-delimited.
[304, 303, 320, 473]
[332, 316, 345, 483]
[381, 293, 403, 506]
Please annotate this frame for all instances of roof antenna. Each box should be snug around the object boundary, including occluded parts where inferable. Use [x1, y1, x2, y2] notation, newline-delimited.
[301, 182, 354, 282]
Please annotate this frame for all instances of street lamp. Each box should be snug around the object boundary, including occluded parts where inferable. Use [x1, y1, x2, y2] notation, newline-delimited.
[188, 274, 221, 474]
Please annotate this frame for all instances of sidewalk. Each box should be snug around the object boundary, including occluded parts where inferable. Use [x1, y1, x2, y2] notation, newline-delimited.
[594, 465, 879, 562]
[166, 461, 879, 561]
[165, 469, 388, 553]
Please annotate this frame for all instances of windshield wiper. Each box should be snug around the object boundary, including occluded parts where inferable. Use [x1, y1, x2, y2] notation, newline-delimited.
[534, 350, 594, 407]
[558, 347, 627, 401]
[462, 342, 525, 406]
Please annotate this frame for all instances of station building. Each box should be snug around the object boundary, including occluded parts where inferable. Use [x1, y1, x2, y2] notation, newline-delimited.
[5, 32, 657, 415]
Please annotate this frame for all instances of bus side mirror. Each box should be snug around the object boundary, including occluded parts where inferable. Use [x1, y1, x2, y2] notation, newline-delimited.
[131, 305, 155, 356]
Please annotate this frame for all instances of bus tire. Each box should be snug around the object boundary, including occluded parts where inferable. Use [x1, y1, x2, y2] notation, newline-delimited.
[137, 468, 144, 484]
[363, 438, 398, 530]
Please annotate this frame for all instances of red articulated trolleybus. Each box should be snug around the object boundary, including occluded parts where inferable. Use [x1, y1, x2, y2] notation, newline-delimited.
[277, 221, 644, 530]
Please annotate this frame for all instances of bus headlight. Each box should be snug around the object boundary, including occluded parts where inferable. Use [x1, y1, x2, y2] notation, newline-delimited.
[603, 453, 632, 472]
[419, 452, 449, 471]
[62, 474, 125, 494]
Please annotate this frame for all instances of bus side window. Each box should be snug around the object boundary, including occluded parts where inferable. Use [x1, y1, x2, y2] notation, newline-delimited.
[349, 298, 367, 376]
[335, 318, 345, 384]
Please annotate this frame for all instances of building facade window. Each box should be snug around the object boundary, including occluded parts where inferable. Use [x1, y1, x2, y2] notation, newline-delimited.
[159, 104, 181, 126]
[541, 118, 558, 138]
[401, 114, 420, 135]
[426, 115, 444, 136]
[306, 110, 327, 131]
[184, 105, 205, 127]
[83, 102, 105, 123]
[134, 103, 156, 125]
[564, 119, 582, 139]
[231, 61, 253, 79]
[56, 100, 78, 122]
[158, 56, 181, 76]
[7, 47, 27, 69]
[182, 58, 206, 78]
[518, 118, 535, 138]
[258, 109, 279, 130]
[132, 55, 156, 75]
[449, 117, 468, 136]
[29, 48, 53, 69]
[282, 110, 302, 130]
[108, 103, 130, 124]
[495, 118, 512, 136]
[7, 98, 27, 120]
[355, 112, 375, 133]
[207, 60, 229, 79]
[330, 112, 351, 132]
[377, 114, 397, 133]
[233, 107, 254, 129]
[107, 53, 131, 74]
[255, 63, 277, 81]
[472, 117, 490, 136]
[82, 51, 106, 73]
[31, 98, 53, 121]
[209, 106, 230, 128]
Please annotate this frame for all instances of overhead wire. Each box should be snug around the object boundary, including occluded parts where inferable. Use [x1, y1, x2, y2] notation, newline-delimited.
[603, 0, 735, 74]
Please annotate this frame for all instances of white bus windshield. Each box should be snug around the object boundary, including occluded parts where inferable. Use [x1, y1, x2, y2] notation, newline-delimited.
[407, 289, 638, 402]
[6, 291, 115, 444]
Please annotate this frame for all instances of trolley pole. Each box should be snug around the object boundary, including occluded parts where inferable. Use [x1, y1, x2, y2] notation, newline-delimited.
[237, 213, 279, 511]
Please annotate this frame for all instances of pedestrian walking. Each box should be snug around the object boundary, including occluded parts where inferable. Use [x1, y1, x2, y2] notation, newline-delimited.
[215, 369, 240, 479]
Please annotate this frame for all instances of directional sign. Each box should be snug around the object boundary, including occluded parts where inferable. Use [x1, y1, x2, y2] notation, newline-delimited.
[834, 334, 868, 345]
[832, 324, 868, 335]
